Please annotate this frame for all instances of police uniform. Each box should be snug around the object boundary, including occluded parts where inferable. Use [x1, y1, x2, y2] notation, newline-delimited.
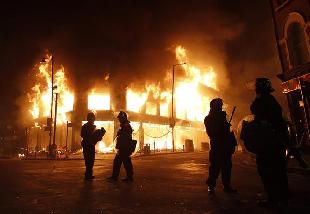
[81, 122, 96, 179]
[111, 120, 134, 181]
[204, 99, 237, 193]
[250, 78, 289, 206]
[251, 93, 289, 204]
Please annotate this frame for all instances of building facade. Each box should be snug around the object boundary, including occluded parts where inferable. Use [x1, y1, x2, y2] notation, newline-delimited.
[270, 0, 310, 145]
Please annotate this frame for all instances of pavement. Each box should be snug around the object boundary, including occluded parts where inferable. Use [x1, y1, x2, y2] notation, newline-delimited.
[0, 152, 309, 214]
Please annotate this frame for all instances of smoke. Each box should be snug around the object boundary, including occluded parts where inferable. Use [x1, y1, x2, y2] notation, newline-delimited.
[219, 0, 289, 126]
[0, 0, 288, 125]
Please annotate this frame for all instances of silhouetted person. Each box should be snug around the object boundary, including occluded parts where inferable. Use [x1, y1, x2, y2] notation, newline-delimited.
[204, 98, 237, 195]
[81, 112, 106, 180]
[108, 111, 134, 182]
[250, 78, 289, 208]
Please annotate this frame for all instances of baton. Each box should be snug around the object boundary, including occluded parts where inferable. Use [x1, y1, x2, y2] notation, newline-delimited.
[229, 106, 236, 124]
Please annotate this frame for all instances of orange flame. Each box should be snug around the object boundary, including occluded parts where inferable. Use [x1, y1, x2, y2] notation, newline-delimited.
[28, 55, 74, 124]
[126, 45, 217, 121]
[88, 89, 111, 111]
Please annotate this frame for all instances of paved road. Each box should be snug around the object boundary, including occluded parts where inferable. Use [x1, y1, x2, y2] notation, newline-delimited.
[0, 152, 309, 213]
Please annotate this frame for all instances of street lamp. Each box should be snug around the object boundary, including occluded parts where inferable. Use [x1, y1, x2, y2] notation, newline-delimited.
[171, 62, 186, 152]
[41, 55, 57, 158]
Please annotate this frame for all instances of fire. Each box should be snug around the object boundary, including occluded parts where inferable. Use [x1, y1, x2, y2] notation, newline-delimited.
[126, 83, 172, 116]
[82, 121, 115, 153]
[175, 81, 209, 121]
[174, 45, 217, 121]
[28, 55, 74, 124]
[126, 88, 148, 113]
[126, 45, 217, 122]
[88, 90, 110, 110]
[97, 141, 114, 153]
[28, 84, 41, 119]
[143, 123, 172, 150]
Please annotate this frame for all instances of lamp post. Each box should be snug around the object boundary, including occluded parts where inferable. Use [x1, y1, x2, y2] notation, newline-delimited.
[171, 63, 186, 152]
[41, 54, 56, 158]
[51, 92, 59, 158]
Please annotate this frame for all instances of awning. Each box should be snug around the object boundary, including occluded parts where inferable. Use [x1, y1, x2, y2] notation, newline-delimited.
[282, 73, 310, 93]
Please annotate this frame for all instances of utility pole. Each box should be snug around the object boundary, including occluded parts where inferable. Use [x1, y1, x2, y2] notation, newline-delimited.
[171, 65, 175, 152]
[41, 55, 55, 158]
[66, 121, 69, 153]
[171, 63, 186, 152]
[50, 56, 54, 146]
[51, 93, 59, 158]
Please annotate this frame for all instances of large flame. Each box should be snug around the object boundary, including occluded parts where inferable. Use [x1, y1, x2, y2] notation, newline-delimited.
[88, 90, 110, 110]
[174, 46, 217, 121]
[126, 88, 148, 113]
[126, 45, 217, 122]
[28, 55, 74, 124]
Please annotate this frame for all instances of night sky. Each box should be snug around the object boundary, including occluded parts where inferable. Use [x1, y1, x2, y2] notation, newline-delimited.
[0, 0, 285, 125]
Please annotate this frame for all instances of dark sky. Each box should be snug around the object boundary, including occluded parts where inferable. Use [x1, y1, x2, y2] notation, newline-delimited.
[0, 0, 285, 124]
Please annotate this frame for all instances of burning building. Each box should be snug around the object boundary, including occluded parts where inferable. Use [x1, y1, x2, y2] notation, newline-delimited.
[26, 46, 221, 155]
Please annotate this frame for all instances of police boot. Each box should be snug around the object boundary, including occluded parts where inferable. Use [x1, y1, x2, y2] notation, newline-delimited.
[208, 186, 215, 195]
[84, 175, 95, 180]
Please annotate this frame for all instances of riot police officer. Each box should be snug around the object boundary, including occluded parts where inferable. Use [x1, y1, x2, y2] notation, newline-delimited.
[108, 111, 134, 182]
[204, 98, 237, 195]
[250, 78, 289, 207]
[81, 112, 96, 180]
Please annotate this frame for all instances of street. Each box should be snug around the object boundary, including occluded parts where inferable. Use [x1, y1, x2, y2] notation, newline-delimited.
[0, 152, 309, 214]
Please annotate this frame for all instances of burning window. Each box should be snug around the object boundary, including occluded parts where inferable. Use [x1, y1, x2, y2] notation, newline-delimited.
[160, 102, 169, 117]
[146, 102, 157, 115]
[126, 89, 147, 113]
[88, 93, 110, 110]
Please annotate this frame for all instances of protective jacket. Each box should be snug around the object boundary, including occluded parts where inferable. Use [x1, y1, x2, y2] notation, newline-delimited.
[81, 122, 96, 148]
[116, 121, 133, 155]
[204, 110, 236, 152]
[250, 93, 288, 153]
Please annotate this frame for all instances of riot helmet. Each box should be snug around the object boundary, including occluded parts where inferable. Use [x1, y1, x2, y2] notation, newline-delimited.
[210, 98, 223, 111]
[87, 112, 96, 124]
[255, 77, 275, 94]
[117, 111, 128, 123]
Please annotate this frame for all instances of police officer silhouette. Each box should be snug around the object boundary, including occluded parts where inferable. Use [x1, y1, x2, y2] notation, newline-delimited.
[108, 111, 134, 182]
[250, 78, 289, 208]
[81, 112, 105, 180]
[204, 98, 237, 195]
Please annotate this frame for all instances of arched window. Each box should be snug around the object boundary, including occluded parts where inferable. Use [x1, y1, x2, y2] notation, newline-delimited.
[287, 22, 309, 67]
